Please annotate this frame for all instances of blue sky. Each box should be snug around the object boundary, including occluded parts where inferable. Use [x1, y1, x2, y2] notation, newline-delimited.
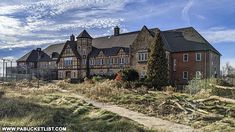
[0, 0, 235, 68]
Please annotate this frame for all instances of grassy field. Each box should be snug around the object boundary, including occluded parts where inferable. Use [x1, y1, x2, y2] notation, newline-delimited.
[0, 84, 152, 132]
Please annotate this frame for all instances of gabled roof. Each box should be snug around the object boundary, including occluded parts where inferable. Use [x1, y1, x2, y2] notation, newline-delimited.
[56, 41, 81, 63]
[161, 27, 221, 55]
[43, 43, 65, 56]
[17, 49, 51, 62]
[77, 30, 92, 39]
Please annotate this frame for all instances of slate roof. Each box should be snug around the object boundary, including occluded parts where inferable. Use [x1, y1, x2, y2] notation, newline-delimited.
[17, 26, 221, 63]
[92, 31, 139, 48]
[17, 49, 51, 62]
[43, 43, 65, 56]
[89, 47, 129, 57]
[161, 27, 221, 55]
[77, 30, 92, 39]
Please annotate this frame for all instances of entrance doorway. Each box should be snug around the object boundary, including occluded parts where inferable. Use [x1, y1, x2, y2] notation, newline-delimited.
[65, 71, 71, 78]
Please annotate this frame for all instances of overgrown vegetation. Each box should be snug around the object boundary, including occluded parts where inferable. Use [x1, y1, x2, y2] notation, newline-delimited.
[186, 78, 235, 99]
[72, 79, 235, 131]
[0, 83, 151, 132]
[1, 78, 235, 131]
[147, 33, 168, 90]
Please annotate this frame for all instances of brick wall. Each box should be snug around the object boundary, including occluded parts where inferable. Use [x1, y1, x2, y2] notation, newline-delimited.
[171, 51, 211, 85]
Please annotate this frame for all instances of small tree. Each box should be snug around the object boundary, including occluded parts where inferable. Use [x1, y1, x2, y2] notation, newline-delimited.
[147, 33, 168, 90]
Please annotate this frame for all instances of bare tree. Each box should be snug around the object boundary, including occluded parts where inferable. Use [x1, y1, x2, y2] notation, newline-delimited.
[222, 62, 235, 78]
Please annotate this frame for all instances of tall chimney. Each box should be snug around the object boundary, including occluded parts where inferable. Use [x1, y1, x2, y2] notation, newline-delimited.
[114, 26, 120, 36]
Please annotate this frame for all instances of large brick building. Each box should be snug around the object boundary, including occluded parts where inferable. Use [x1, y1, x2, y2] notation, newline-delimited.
[17, 26, 221, 85]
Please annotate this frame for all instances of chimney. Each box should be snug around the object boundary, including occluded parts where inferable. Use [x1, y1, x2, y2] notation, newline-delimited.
[36, 48, 41, 52]
[70, 34, 75, 41]
[114, 26, 120, 36]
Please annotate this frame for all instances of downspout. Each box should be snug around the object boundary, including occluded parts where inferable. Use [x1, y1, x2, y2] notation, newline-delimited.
[205, 51, 207, 79]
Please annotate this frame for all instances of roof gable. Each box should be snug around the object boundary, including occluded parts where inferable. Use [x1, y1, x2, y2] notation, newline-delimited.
[56, 41, 81, 63]
[161, 27, 221, 55]
[77, 30, 92, 39]
[17, 50, 51, 62]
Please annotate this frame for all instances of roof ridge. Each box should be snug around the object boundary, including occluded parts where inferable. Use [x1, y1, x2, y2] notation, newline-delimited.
[163, 26, 194, 32]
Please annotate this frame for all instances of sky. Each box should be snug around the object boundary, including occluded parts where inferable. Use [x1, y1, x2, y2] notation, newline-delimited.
[0, 0, 235, 71]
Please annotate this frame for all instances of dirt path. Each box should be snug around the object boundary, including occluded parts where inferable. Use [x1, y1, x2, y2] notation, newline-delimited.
[72, 94, 198, 132]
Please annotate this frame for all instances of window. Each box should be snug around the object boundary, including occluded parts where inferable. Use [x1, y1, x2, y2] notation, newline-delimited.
[173, 59, 176, 71]
[120, 58, 124, 64]
[82, 49, 86, 55]
[109, 58, 113, 65]
[196, 53, 201, 61]
[183, 54, 188, 62]
[138, 52, 148, 62]
[100, 59, 104, 65]
[196, 71, 202, 79]
[73, 72, 76, 78]
[140, 71, 146, 78]
[90, 59, 94, 65]
[64, 57, 73, 66]
[83, 59, 86, 65]
[183, 71, 188, 79]
[114, 58, 118, 64]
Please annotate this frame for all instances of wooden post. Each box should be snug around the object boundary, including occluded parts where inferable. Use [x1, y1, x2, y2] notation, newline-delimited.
[2, 59, 5, 82]
[5, 62, 7, 82]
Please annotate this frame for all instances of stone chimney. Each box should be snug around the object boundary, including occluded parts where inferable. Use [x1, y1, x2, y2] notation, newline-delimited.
[70, 34, 75, 41]
[114, 26, 120, 36]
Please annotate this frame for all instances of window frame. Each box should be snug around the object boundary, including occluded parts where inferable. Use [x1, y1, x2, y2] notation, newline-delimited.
[183, 71, 188, 80]
[138, 52, 148, 62]
[173, 59, 176, 71]
[196, 53, 202, 61]
[183, 53, 189, 62]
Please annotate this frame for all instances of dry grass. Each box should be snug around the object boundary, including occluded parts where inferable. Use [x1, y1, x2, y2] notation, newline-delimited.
[0, 83, 152, 132]
[70, 79, 235, 131]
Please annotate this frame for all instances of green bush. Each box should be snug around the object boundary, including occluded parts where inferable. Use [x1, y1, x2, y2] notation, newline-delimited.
[121, 69, 139, 82]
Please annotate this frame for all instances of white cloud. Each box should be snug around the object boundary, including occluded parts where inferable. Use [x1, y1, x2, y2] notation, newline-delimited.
[202, 28, 235, 43]
[0, 16, 27, 36]
[0, 0, 132, 49]
[40, 18, 124, 31]
[0, 39, 65, 49]
[182, 0, 194, 24]
[0, 5, 24, 15]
